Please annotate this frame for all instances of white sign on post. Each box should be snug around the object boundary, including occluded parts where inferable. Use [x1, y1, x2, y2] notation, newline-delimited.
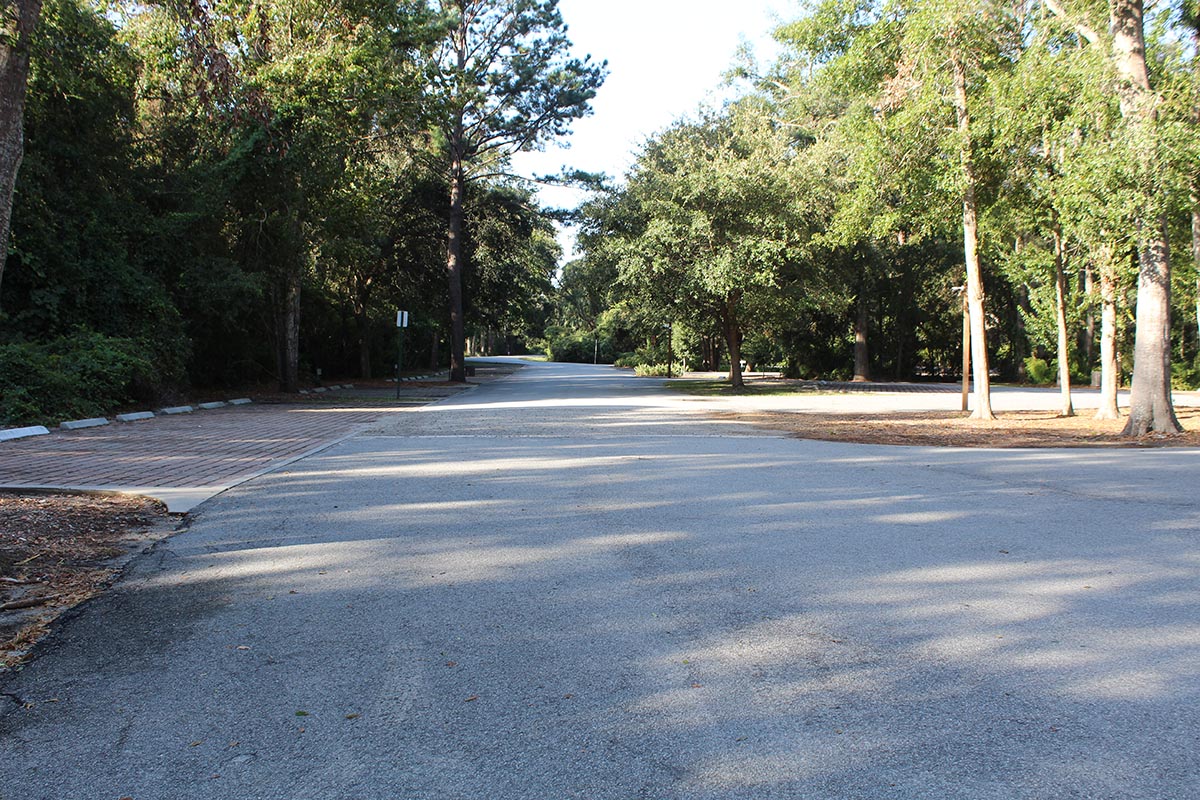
[396, 310, 409, 328]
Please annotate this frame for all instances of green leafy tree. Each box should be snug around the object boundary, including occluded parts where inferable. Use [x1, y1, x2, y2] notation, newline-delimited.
[556, 255, 617, 363]
[123, 0, 434, 391]
[422, 0, 604, 381]
[599, 104, 815, 388]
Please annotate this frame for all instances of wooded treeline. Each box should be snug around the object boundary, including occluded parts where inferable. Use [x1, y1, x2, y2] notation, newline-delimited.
[0, 0, 601, 424]
[554, 0, 1200, 435]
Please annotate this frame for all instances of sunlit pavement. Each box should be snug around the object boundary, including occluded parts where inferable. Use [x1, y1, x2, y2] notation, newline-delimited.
[2, 360, 1199, 798]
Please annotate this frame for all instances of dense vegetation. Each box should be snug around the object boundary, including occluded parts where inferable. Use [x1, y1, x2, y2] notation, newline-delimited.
[0, 0, 598, 424]
[3, 0, 1198, 438]
[549, 0, 1200, 435]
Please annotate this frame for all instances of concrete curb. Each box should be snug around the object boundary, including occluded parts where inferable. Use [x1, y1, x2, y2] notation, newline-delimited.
[59, 418, 109, 431]
[159, 406, 194, 415]
[386, 373, 443, 383]
[0, 426, 50, 442]
[3, 398, 257, 444]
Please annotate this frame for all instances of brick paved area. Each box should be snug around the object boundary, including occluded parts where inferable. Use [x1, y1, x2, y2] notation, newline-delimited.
[0, 403, 414, 513]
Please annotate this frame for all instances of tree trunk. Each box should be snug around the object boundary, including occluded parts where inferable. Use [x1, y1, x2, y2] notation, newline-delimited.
[280, 272, 300, 393]
[446, 145, 467, 382]
[1053, 228, 1074, 416]
[952, 52, 995, 420]
[1192, 186, 1200, 355]
[723, 297, 744, 389]
[961, 293, 970, 412]
[1096, 254, 1121, 420]
[1122, 230, 1180, 433]
[430, 328, 440, 371]
[894, 231, 907, 378]
[353, 276, 372, 379]
[1111, 0, 1181, 435]
[853, 289, 870, 382]
[356, 307, 371, 379]
[0, 0, 41, 305]
[1084, 263, 1096, 368]
[444, 15, 469, 384]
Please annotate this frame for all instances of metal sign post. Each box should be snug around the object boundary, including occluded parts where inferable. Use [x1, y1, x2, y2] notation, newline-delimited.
[396, 310, 409, 400]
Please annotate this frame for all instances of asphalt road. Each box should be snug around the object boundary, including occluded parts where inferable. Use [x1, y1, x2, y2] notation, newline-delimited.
[3, 360, 1199, 799]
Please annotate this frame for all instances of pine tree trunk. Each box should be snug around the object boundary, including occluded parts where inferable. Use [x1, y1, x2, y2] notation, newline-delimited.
[429, 329, 440, 371]
[444, 14, 469, 384]
[853, 289, 870, 382]
[1054, 228, 1074, 416]
[1112, 0, 1181, 435]
[952, 53, 994, 420]
[0, 0, 41, 305]
[1096, 254, 1121, 420]
[446, 148, 467, 383]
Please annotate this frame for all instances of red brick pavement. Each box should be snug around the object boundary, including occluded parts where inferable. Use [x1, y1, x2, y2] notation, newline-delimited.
[0, 403, 410, 512]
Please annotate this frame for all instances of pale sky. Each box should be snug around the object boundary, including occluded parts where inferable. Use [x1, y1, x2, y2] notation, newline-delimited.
[509, 0, 795, 259]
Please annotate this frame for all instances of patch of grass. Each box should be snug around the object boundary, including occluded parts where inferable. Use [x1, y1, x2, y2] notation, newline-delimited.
[666, 379, 825, 397]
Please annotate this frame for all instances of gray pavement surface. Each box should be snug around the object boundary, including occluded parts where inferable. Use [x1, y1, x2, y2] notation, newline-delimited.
[3, 359, 1199, 799]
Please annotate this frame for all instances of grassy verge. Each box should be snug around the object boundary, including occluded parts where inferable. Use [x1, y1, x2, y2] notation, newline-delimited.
[665, 379, 825, 397]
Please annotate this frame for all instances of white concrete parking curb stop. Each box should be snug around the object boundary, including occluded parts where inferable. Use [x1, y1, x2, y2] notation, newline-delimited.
[0, 426, 50, 442]
[59, 418, 109, 431]
[2, 398, 257, 443]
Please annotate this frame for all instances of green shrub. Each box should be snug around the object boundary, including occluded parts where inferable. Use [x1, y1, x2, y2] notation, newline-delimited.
[1024, 356, 1054, 385]
[0, 331, 155, 426]
[546, 329, 614, 364]
[634, 363, 671, 377]
[613, 352, 638, 368]
[741, 332, 782, 371]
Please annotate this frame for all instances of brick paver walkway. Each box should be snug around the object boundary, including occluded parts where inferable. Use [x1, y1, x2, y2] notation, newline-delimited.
[0, 403, 413, 512]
